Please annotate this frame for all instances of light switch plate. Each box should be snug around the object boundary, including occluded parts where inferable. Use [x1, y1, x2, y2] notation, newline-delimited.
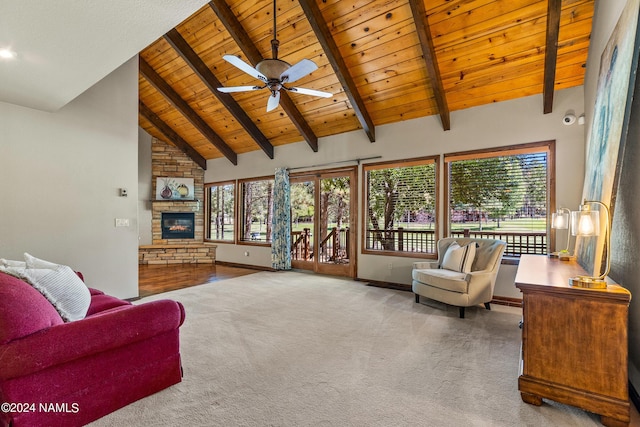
[115, 218, 129, 227]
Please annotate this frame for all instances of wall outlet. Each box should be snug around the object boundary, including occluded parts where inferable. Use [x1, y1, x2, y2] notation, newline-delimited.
[244, 251, 250, 257]
[115, 218, 129, 227]
[387, 262, 393, 270]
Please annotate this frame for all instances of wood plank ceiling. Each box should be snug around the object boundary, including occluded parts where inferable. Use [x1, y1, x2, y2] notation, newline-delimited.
[138, 0, 594, 167]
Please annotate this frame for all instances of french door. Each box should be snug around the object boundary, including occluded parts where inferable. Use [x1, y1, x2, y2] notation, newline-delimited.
[290, 167, 356, 278]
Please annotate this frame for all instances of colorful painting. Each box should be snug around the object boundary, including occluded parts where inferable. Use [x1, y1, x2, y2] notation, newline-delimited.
[155, 177, 195, 200]
[577, 0, 640, 275]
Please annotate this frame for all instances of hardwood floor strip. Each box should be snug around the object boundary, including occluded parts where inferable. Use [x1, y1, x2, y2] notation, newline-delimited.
[138, 263, 262, 298]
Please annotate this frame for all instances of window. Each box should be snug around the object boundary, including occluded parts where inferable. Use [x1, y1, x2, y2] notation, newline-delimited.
[205, 182, 235, 242]
[444, 141, 554, 257]
[363, 157, 438, 256]
[239, 177, 274, 243]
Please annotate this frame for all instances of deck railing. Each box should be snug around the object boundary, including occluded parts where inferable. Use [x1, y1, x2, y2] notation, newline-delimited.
[365, 228, 437, 253]
[365, 228, 547, 257]
[291, 227, 350, 263]
[291, 228, 313, 261]
[450, 230, 547, 257]
[294, 227, 547, 260]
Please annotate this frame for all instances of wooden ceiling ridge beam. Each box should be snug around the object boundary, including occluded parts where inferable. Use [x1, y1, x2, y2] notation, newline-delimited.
[208, 0, 319, 152]
[139, 101, 207, 170]
[543, 0, 562, 114]
[298, 0, 376, 143]
[164, 29, 274, 159]
[408, 0, 450, 131]
[139, 57, 238, 165]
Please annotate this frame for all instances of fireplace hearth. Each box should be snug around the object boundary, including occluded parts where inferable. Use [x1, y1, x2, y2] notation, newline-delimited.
[161, 212, 195, 239]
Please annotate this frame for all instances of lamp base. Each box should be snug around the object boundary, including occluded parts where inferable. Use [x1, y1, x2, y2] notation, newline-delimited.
[569, 275, 608, 289]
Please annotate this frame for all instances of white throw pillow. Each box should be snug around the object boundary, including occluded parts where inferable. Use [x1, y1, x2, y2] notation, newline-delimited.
[441, 242, 477, 273]
[19, 253, 91, 322]
[0, 258, 26, 268]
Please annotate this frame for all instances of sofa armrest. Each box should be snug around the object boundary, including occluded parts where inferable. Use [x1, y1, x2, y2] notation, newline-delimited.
[0, 299, 185, 380]
[413, 261, 440, 270]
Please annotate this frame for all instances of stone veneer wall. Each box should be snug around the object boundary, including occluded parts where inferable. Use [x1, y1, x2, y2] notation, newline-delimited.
[139, 138, 215, 264]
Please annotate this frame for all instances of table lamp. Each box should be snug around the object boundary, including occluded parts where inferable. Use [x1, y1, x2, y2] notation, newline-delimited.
[568, 200, 610, 289]
[550, 207, 571, 259]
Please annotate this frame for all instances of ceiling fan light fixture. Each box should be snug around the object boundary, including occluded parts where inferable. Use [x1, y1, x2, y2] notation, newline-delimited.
[217, 0, 332, 111]
[256, 58, 291, 79]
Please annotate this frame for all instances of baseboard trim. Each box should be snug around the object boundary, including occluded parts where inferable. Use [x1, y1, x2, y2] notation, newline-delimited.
[490, 296, 523, 308]
[359, 278, 411, 292]
[214, 261, 275, 272]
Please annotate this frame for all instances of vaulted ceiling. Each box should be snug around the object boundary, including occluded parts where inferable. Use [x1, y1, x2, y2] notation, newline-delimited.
[138, 0, 595, 168]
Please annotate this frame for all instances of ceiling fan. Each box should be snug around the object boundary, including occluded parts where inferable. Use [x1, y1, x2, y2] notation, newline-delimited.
[217, 0, 332, 112]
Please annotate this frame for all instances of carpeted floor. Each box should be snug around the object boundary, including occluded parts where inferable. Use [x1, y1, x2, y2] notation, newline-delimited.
[90, 270, 606, 426]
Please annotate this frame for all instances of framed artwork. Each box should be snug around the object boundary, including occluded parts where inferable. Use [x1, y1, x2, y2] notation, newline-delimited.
[155, 177, 195, 200]
[577, 0, 640, 275]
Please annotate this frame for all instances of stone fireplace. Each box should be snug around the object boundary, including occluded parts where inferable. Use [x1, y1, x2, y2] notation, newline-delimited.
[138, 138, 216, 265]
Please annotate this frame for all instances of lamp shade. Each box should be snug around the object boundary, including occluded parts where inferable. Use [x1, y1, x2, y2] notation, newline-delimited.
[571, 209, 599, 236]
[552, 210, 569, 229]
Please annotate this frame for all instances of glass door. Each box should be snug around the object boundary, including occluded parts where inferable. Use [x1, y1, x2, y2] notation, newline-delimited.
[290, 178, 315, 270]
[290, 168, 356, 278]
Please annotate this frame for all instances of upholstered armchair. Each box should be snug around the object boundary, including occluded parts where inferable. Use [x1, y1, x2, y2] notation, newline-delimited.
[412, 237, 506, 318]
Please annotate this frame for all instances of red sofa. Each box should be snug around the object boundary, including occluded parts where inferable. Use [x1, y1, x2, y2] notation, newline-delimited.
[0, 271, 185, 427]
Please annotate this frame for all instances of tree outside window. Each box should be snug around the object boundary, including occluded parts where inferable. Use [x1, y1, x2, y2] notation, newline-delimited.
[240, 178, 274, 243]
[205, 182, 235, 242]
[364, 157, 438, 256]
[445, 142, 553, 257]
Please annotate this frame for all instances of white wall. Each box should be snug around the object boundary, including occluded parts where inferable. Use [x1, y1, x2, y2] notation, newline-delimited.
[203, 86, 586, 299]
[0, 57, 140, 299]
[138, 127, 153, 246]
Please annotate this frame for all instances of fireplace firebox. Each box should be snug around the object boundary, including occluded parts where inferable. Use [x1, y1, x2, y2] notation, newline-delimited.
[161, 212, 195, 239]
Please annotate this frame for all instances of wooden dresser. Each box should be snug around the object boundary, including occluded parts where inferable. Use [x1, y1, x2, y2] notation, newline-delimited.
[515, 255, 632, 427]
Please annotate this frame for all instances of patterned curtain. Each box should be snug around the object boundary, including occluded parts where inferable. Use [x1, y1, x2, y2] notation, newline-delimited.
[271, 168, 291, 270]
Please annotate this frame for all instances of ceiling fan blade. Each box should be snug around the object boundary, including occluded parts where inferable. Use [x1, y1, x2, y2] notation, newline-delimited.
[288, 86, 333, 98]
[266, 91, 281, 112]
[217, 85, 262, 93]
[280, 59, 318, 83]
[222, 54, 267, 82]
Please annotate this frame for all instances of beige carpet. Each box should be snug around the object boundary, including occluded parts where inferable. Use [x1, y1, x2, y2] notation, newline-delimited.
[90, 271, 603, 426]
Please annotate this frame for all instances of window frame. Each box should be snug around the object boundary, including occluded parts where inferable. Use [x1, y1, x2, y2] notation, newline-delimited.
[237, 175, 275, 246]
[361, 155, 440, 259]
[204, 180, 236, 244]
[443, 140, 556, 259]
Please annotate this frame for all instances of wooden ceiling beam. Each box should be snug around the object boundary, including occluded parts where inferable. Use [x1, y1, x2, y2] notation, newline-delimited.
[139, 57, 238, 165]
[298, 0, 375, 143]
[164, 28, 274, 159]
[543, 0, 562, 114]
[408, 0, 450, 131]
[208, 0, 319, 152]
[139, 100, 207, 170]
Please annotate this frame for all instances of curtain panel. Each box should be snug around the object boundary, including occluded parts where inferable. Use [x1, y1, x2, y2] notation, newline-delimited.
[271, 168, 291, 270]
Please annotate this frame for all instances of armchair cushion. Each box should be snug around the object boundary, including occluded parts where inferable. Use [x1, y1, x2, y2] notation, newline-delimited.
[441, 242, 476, 273]
[412, 268, 468, 293]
